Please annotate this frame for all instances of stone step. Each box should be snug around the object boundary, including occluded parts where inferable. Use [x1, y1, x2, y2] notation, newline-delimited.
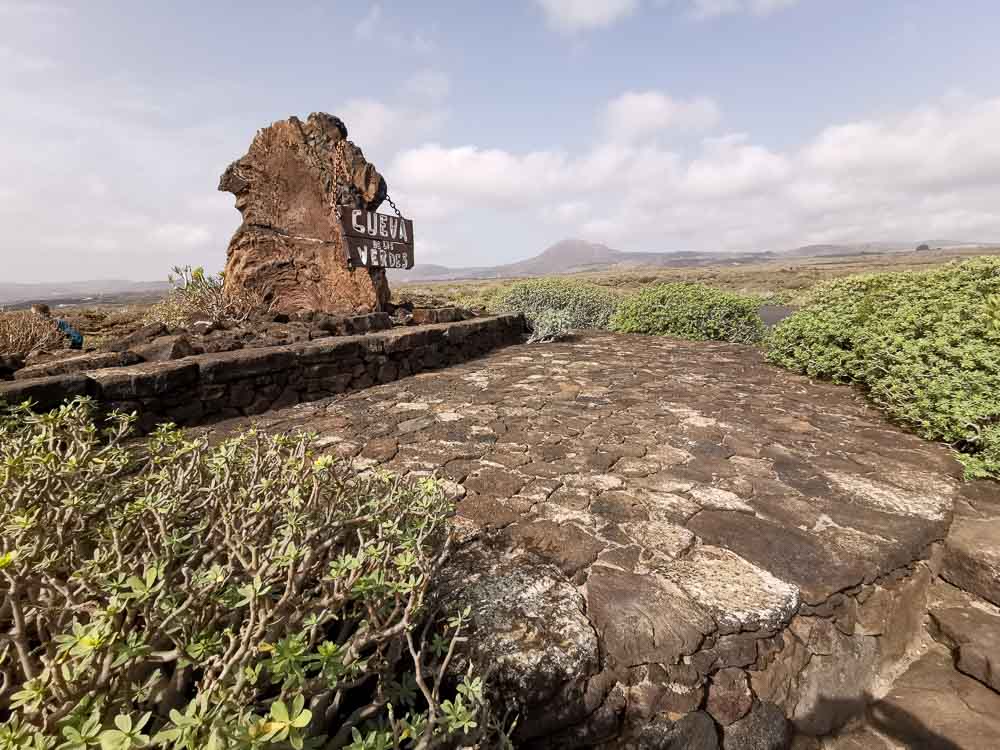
[819, 643, 1000, 750]
[941, 516, 1000, 607]
[928, 580, 1000, 694]
[940, 481, 1000, 607]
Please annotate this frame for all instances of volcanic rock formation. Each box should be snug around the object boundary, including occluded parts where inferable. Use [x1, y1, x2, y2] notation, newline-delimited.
[219, 113, 390, 314]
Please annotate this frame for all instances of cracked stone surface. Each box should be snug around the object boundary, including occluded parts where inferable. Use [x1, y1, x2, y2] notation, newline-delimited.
[941, 516, 1000, 607]
[203, 332, 971, 746]
[823, 644, 1000, 750]
[929, 579, 1000, 694]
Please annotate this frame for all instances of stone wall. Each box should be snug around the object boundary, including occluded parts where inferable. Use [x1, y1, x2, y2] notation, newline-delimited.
[0, 315, 525, 431]
[459, 549, 936, 750]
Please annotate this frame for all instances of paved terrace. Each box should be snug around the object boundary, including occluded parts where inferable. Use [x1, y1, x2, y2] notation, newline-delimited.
[203, 332, 969, 747]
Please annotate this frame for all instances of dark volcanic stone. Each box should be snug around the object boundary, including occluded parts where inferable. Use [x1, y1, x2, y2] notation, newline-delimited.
[722, 701, 791, 750]
[941, 517, 1000, 606]
[930, 604, 1000, 692]
[104, 322, 168, 352]
[132, 334, 197, 362]
[707, 668, 754, 726]
[866, 645, 1000, 750]
[15, 350, 141, 380]
[464, 465, 528, 498]
[0, 354, 24, 380]
[197, 347, 298, 384]
[316, 313, 393, 336]
[688, 510, 869, 605]
[0, 373, 92, 410]
[621, 711, 721, 750]
[411, 307, 469, 325]
[585, 564, 713, 668]
[88, 360, 199, 400]
[434, 544, 600, 743]
[507, 520, 605, 577]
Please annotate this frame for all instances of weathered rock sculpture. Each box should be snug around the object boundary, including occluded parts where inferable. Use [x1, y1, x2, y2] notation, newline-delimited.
[219, 112, 391, 314]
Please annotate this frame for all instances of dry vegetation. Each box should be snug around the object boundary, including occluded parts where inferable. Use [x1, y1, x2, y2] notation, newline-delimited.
[0, 311, 65, 356]
[143, 265, 271, 328]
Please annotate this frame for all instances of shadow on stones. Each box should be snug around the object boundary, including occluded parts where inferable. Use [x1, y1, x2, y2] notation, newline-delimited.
[796, 694, 962, 750]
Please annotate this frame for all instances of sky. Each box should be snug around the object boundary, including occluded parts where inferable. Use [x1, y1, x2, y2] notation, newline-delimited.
[2, 0, 1000, 282]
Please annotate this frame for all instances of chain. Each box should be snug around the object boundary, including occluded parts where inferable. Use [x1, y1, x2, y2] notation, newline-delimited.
[384, 193, 404, 219]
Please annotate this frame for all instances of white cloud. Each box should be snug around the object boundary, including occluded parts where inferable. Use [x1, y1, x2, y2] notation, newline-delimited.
[0, 72, 244, 280]
[687, 0, 800, 19]
[353, 3, 435, 53]
[0, 44, 57, 73]
[338, 72, 451, 159]
[536, 0, 640, 31]
[0, 1, 73, 17]
[403, 70, 450, 101]
[149, 223, 213, 249]
[605, 90, 721, 140]
[387, 93, 1000, 260]
[353, 3, 382, 38]
[536, 0, 800, 31]
[340, 97, 447, 156]
[802, 100, 1000, 189]
[392, 145, 570, 204]
[683, 134, 790, 197]
[0, 22, 455, 282]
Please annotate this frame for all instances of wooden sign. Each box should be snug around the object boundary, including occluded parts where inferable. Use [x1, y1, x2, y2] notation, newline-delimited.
[338, 207, 415, 270]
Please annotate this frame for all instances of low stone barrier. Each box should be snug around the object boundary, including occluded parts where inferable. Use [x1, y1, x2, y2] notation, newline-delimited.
[0, 314, 525, 431]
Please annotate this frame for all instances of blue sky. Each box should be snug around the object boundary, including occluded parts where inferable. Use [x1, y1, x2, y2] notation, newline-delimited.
[2, 0, 1000, 281]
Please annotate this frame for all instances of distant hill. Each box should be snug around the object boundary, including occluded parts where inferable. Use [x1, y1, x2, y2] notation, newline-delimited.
[7, 239, 998, 303]
[391, 238, 999, 282]
[0, 280, 169, 308]
[780, 241, 993, 257]
[390, 239, 776, 282]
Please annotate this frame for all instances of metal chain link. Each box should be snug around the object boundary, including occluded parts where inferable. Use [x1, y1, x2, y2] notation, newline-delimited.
[383, 193, 404, 219]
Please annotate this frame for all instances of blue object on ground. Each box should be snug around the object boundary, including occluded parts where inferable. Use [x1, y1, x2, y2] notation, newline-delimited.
[56, 319, 84, 350]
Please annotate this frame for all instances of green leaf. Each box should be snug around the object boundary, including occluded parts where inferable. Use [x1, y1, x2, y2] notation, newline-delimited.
[269, 700, 289, 724]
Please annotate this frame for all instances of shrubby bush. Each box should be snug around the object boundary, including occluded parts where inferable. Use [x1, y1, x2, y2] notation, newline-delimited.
[610, 283, 765, 344]
[0, 311, 64, 356]
[144, 266, 270, 328]
[524, 309, 575, 344]
[483, 279, 621, 337]
[0, 399, 499, 748]
[766, 257, 1000, 479]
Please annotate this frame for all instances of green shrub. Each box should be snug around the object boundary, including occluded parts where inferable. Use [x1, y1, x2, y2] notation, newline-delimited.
[766, 257, 1000, 479]
[525, 309, 574, 344]
[454, 285, 506, 315]
[0, 399, 497, 748]
[483, 279, 622, 333]
[610, 283, 765, 344]
[144, 266, 270, 328]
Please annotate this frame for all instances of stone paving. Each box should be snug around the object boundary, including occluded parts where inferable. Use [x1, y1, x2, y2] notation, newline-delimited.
[205, 332, 971, 748]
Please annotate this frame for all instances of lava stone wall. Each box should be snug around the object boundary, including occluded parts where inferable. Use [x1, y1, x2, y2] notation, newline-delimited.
[0, 315, 525, 432]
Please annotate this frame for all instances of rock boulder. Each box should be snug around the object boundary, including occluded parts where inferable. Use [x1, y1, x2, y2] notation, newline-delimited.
[219, 112, 390, 315]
